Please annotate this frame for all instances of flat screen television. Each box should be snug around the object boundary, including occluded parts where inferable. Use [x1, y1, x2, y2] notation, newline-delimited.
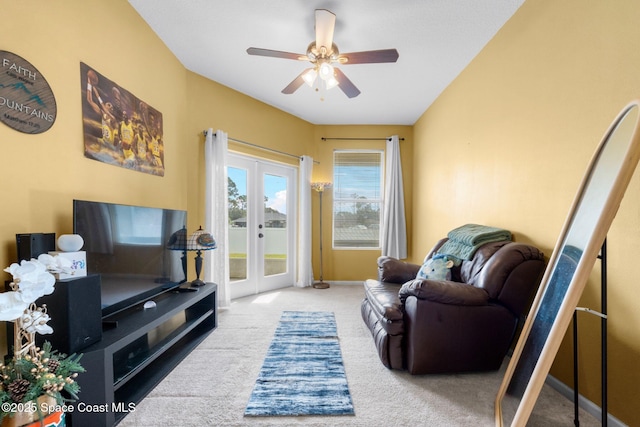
[73, 199, 187, 319]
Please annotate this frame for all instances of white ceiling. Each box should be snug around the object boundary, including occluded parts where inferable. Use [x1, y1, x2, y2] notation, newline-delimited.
[128, 0, 524, 125]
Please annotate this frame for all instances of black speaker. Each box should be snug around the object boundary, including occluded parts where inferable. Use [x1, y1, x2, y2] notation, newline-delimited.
[35, 274, 103, 354]
[16, 233, 56, 262]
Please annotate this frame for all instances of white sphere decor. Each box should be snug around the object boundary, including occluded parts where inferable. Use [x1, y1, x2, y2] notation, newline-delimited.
[57, 234, 84, 252]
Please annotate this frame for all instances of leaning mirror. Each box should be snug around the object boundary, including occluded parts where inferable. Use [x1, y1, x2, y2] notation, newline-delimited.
[495, 101, 640, 426]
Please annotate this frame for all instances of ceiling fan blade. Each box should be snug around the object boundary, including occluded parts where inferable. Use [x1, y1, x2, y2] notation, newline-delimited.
[282, 69, 313, 94]
[315, 9, 336, 53]
[334, 68, 361, 98]
[247, 47, 304, 60]
[339, 49, 399, 64]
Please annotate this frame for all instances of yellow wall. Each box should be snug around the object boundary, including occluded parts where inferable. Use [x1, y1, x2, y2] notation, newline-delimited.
[183, 79, 414, 280]
[311, 125, 413, 280]
[0, 0, 190, 233]
[184, 72, 316, 229]
[0, 0, 399, 347]
[3, 0, 638, 424]
[413, 1, 640, 424]
[0, 0, 190, 350]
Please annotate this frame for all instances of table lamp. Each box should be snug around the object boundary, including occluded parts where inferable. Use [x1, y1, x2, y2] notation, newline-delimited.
[186, 226, 217, 286]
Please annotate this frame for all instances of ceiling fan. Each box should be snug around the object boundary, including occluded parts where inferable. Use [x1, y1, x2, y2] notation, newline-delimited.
[246, 9, 399, 98]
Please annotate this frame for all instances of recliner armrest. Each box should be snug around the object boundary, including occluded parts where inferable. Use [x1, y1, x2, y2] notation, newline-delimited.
[377, 256, 421, 283]
[399, 279, 489, 306]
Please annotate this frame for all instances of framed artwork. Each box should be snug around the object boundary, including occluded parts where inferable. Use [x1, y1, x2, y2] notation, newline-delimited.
[1, 50, 57, 134]
[495, 100, 640, 426]
[80, 62, 164, 176]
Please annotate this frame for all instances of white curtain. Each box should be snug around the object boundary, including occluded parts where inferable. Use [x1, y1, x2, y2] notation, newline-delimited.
[381, 135, 407, 259]
[204, 129, 231, 308]
[296, 155, 314, 287]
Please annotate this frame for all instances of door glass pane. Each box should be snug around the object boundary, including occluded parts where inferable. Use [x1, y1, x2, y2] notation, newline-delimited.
[264, 173, 287, 276]
[228, 167, 248, 281]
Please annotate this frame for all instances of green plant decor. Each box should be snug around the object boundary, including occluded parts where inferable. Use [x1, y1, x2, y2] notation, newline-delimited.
[0, 341, 84, 419]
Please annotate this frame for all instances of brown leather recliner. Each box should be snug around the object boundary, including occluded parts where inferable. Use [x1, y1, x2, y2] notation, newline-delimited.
[361, 238, 545, 374]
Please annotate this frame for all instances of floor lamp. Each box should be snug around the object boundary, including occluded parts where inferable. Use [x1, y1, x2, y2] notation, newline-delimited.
[311, 182, 332, 289]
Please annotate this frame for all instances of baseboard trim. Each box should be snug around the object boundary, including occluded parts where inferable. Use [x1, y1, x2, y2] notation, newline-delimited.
[546, 374, 627, 426]
[326, 281, 362, 286]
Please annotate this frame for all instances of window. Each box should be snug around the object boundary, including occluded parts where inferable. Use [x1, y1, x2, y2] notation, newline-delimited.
[332, 150, 384, 248]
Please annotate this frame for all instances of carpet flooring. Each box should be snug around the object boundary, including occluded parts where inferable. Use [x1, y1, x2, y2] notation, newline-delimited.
[244, 311, 354, 416]
[118, 284, 601, 426]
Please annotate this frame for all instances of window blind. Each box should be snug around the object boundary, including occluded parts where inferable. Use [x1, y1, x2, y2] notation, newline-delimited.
[332, 150, 383, 248]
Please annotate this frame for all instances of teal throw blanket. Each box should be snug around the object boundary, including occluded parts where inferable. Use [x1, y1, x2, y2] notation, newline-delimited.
[437, 224, 511, 260]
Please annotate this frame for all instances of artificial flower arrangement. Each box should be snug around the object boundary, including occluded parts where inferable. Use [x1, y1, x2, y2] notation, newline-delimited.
[0, 255, 85, 426]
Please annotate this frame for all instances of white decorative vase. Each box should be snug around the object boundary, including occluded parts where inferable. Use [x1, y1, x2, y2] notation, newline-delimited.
[57, 234, 84, 252]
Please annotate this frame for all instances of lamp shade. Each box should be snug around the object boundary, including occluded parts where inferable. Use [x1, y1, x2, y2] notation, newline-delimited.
[302, 68, 318, 87]
[311, 182, 332, 192]
[318, 62, 334, 81]
[325, 76, 339, 90]
[167, 226, 188, 250]
[187, 226, 217, 251]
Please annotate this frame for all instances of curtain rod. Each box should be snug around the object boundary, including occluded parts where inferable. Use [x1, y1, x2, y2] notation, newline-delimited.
[203, 130, 319, 164]
[321, 137, 405, 141]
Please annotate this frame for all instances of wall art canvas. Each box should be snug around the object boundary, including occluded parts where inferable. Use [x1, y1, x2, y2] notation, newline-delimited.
[80, 62, 164, 176]
[1, 50, 57, 134]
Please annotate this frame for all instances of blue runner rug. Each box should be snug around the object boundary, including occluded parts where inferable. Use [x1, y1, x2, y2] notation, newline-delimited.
[244, 311, 355, 416]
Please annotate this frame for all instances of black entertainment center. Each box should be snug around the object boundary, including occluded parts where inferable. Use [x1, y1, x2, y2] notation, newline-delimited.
[72, 282, 217, 426]
[58, 200, 218, 426]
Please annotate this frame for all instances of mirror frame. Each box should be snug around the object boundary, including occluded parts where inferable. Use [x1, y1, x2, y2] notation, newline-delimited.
[495, 100, 640, 426]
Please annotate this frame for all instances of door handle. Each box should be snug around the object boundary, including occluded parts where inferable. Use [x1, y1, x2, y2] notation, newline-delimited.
[258, 233, 264, 238]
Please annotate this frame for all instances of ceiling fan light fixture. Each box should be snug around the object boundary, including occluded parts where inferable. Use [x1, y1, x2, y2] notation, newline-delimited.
[247, 9, 397, 99]
[302, 68, 318, 87]
[318, 62, 334, 81]
[325, 76, 339, 90]
[306, 42, 317, 60]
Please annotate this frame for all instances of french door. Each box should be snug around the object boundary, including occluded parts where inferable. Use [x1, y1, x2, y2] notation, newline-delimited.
[227, 154, 296, 299]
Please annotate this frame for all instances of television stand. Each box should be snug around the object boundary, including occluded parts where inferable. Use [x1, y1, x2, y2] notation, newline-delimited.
[71, 282, 217, 426]
[174, 286, 199, 293]
[102, 319, 119, 329]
